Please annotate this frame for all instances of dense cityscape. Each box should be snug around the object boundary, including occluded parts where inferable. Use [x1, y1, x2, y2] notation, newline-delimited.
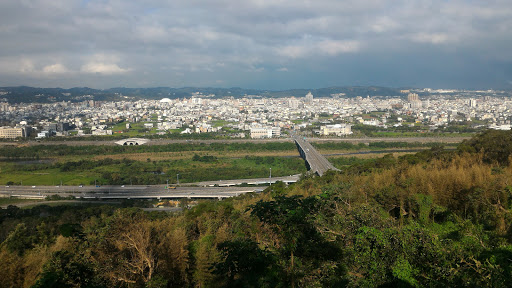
[1, 88, 511, 140]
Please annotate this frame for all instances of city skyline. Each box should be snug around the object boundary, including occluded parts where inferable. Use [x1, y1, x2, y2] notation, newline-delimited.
[1, 1, 511, 90]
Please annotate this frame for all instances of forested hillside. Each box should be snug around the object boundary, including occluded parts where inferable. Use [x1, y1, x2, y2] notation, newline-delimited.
[1, 130, 512, 287]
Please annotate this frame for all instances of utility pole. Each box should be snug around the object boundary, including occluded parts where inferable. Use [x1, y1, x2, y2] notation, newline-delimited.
[177, 174, 179, 185]
[166, 179, 169, 191]
[269, 167, 272, 186]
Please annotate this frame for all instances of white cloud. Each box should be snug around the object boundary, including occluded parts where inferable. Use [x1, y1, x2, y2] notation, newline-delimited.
[277, 67, 288, 72]
[79, 53, 131, 75]
[19, 58, 35, 73]
[277, 39, 360, 58]
[410, 33, 452, 44]
[42, 63, 68, 74]
[318, 40, 360, 55]
[278, 45, 309, 59]
[370, 17, 399, 33]
[81, 62, 131, 74]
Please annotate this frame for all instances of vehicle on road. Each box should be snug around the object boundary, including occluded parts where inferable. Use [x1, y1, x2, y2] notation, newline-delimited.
[121, 185, 125, 187]
[32, 186, 36, 188]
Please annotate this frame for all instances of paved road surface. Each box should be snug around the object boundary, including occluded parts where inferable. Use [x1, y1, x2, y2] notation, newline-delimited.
[0, 136, 470, 147]
[185, 175, 300, 187]
[293, 135, 339, 176]
[0, 185, 266, 200]
[0, 200, 122, 209]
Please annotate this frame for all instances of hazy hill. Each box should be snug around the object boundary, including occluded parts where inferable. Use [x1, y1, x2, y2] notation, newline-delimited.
[0, 86, 404, 103]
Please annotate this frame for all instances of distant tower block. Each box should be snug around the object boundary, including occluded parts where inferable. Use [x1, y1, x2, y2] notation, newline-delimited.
[407, 93, 419, 102]
[305, 92, 314, 104]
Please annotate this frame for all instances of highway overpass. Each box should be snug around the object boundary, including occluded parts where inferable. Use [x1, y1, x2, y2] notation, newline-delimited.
[0, 185, 264, 201]
[293, 135, 339, 176]
[0, 175, 301, 201]
[185, 175, 300, 187]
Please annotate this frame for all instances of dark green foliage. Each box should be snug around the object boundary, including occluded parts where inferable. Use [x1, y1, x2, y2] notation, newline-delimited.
[214, 239, 278, 287]
[3, 223, 34, 256]
[58, 223, 82, 238]
[192, 154, 217, 162]
[32, 250, 105, 288]
[458, 129, 512, 164]
[251, 195, 343, 287]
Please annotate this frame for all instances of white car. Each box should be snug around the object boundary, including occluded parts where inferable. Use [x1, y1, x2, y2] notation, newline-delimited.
[32, 186, 36, 188]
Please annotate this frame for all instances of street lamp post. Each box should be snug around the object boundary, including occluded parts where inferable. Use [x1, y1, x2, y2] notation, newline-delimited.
[166, 179, 169, 192]
[177, 174, 180, 185]
[269, 167, 272, 186]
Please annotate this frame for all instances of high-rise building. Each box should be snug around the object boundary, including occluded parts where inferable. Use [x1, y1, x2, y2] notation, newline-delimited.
[407, 93, 419, 102]
[0, 102, 9, 112]
[288, 97, 299, 109]
[305, 92, 313, 104]
[407, 93, 421, 109]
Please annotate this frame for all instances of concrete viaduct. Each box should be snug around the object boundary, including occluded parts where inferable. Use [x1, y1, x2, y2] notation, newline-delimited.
[293, 135, 339, 176]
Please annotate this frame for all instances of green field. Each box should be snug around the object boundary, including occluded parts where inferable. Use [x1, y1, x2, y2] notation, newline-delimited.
[111, 121, 161, 137]
[0, 140, 459, 186]
[0, 155, 306, 186]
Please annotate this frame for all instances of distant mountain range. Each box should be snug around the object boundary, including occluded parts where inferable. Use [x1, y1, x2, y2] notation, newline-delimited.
[0, 86, 409, 104]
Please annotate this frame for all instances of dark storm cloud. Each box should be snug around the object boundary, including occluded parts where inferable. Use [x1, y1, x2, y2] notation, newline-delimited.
[0, 0, 511, 89]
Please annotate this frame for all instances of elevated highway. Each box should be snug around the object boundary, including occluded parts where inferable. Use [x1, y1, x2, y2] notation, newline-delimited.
[293, 135, 339, 176]
[185, 175, 300, 187]
[0, 185, 263, 201]
[0, 176, 300, 202]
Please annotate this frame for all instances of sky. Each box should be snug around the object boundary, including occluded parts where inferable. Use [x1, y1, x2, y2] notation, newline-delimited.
[0, 0, 511, 90]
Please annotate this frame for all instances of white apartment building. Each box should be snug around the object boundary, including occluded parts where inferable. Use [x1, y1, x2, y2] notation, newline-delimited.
[0, 126, 31, 139]
[320, 124, 352, 136]
[250, 127, 272, 139]
[250, 126, 281, 139]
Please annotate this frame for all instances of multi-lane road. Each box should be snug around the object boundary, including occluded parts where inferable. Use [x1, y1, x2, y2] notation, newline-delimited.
[293, 135, 339, 176]
[0, 174, 301, 201]
[0, 136, 470, 147]
[0, 184, 265, 200]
